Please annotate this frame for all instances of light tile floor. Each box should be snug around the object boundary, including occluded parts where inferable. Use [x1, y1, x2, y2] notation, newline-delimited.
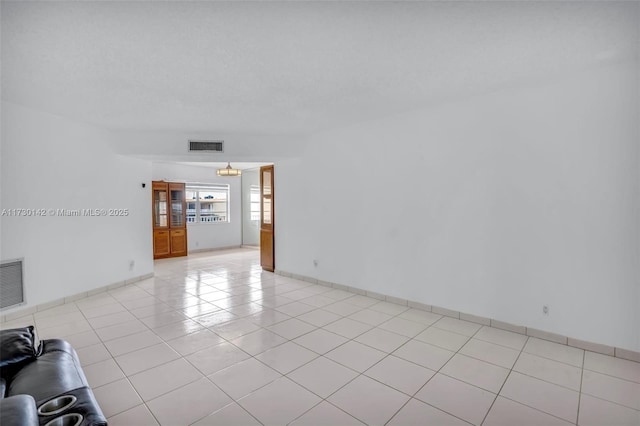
[3, 248, 640, 425]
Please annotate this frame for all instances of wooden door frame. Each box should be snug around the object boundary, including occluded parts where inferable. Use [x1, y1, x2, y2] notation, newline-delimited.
[260, 165, 275, 271]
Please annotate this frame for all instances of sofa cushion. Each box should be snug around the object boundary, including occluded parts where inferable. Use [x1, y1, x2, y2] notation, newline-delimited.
[0, 326, 38, 369]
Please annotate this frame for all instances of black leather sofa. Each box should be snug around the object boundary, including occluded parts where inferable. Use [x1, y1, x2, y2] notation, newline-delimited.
[0, 326, 107, 426]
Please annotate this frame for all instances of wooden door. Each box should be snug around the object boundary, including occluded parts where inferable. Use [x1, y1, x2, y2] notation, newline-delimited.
[260, 165, 275, 271]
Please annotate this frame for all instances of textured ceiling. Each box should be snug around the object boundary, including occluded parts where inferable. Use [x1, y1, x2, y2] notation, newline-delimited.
[2, 1, 638, 136]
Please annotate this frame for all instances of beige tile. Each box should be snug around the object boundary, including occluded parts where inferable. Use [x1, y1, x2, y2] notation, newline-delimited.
[369, 301, 409, 316]
[387, 398, 469, 426]
[348, 309, 394, 326]
[328, 375, 410, 425]
[37, 320, 92, 339]
[432, 306, 460, 318]
[182, 302, 225, 318]
[299, 294, 335, 308]
[108, 404, 159, 426]
[584, 351, 640, 383]
[393, 339, 454, 370]
[192, 402, 262, 426]
[93, 378, 143, 418]
[288, 356, 359, 398]
[568, 337, 615, 356]
[355, 327, 410, 353]
[323, 317, 373, 339]
[81, 302, 127, 319]
[62, 330, 102, 349]
[490, 319, 526, 335]
[474, 326, 528, 350]
[325, 341, 386, 373]
[267, 318, 317, 340]
[415, 373, 495, 425]
[274, 301, 317, 316]
[231, 328, 288, 356]
[298, 309, 342, 327]
[415, 327, 470, 351]
[500, 372, 579, 423]
[238, 377, 321, 425]
[526, 327, 567, 344]
[33, 303, 80, 319]
[323, 289, 356, 301]
[210, 318, 261, 340]
[166, 328, 224, 356]
[293, 329, 349, 355]
[129, 358, 203, 401]
[76, 342, 112, 366]
[151, 318, 203, 340]
[140, 310, 188, 328]
[209, 358, 281, 399]
[523, 337, 584, 367]
[459, 312, 491, 326]
[104, 330, 163, 357]
[323, 301, 364, 317]
[115, 342, 181, 376]
[397, 309, 443, 325]
[83, 358, 125, 388]
[578, 394, 640, 426]
[433, 317, 482, 337]
[441, 353, 510, 393]
[186, 340, 250, 374]
[365, 355, 436, 396]
[460, 338, 520, 369]
[147, 378, 232, 426]
[385, 295, 408, 306]
[581, 370, 640, 410]
[94, 319, 148, 342]
[34, 311, 87, 328]
[483, 396, 573, 426]
[194, 310, 239, 327]
[129, 302, 174, 319]
[346, 295, 380, 308]
[513, 352, 582, 391]
[225, 302, 264, 317]
[245, 309, 291, 326]
[615, 347, 640, 363]
[88, 311, 137, 329]
[290, 401, 365, 425]
[379, 317, 427, 337]
[256, 342, 318, 374]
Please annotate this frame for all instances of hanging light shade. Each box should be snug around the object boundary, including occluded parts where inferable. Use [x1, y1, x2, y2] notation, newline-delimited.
[217, 162, 242, 177]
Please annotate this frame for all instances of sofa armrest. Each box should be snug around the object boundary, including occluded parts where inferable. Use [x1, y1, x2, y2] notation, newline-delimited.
[0, 394, 39, 426]
[8, 339, 88, 401]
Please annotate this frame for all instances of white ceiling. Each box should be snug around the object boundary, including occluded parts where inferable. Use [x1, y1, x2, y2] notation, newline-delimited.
[2, 1, 638, 137]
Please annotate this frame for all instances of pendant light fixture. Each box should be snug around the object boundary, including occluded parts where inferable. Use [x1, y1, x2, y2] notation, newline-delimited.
[217, 162, 242, 177]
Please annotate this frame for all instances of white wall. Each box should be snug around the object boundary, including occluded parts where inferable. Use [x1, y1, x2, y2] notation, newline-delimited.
[276, 62, 640, 351]
[151, 162, 242, 250]
[242, 168, 260, 246]
[0, 102, 153, 310]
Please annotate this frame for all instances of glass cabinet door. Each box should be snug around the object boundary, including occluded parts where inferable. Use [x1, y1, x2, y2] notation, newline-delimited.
[170, 184, 185, 227]
[154, 186, 168, 228]
[261, 168, 273, 227]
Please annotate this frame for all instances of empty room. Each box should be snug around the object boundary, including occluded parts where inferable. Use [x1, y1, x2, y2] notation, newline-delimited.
[1, 1, 638, 425]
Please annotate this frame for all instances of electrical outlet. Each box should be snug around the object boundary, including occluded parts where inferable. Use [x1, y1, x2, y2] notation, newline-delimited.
[129, 260, 135, 271]
[543, 305, 549, 315]
[313, 259, 318, 267]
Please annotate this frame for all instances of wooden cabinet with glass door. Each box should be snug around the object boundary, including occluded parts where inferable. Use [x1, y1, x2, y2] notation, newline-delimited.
[152, 181, 187, 259]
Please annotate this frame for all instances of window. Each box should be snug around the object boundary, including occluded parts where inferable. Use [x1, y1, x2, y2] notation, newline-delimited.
[186, 184, 230, 223]
[250, 185, 260, 221]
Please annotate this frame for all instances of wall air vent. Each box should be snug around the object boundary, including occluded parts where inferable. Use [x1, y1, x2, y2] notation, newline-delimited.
[189, 140, 224, 153]
[0, 259, 25, 309]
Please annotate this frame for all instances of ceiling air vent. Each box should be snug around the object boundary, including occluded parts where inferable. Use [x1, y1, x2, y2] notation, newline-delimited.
[189, 140, 224, 153]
